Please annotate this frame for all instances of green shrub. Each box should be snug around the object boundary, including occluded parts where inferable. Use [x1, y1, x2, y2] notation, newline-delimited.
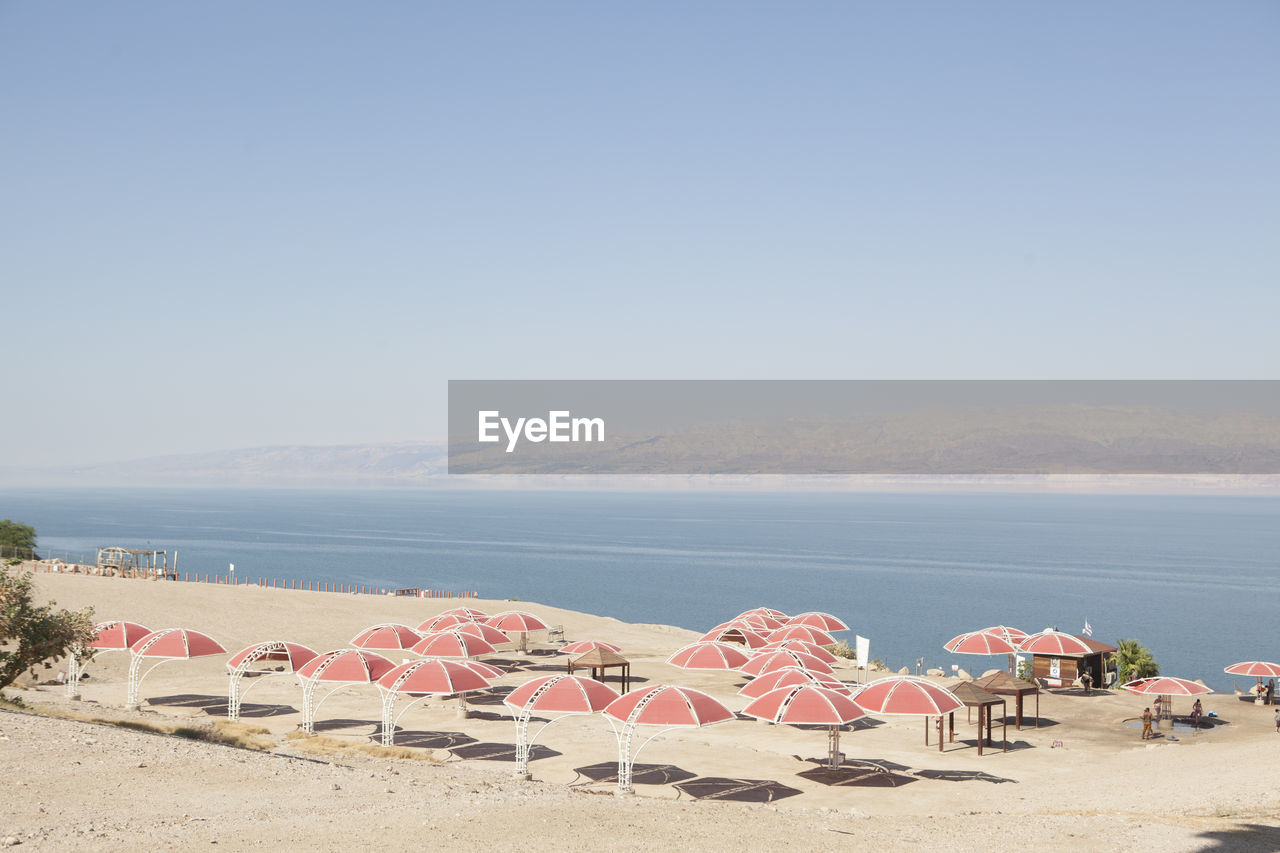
[1, 569, 96, 689]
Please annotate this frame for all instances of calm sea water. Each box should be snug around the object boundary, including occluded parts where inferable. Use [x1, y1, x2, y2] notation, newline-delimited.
[3, 488, 1277, 691]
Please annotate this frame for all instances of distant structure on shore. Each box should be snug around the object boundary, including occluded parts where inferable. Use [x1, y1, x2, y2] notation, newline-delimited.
[96, 546, 175, 580]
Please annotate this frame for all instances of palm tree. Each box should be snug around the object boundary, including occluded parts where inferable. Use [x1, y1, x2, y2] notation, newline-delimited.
[1113, 638, 1159, 684]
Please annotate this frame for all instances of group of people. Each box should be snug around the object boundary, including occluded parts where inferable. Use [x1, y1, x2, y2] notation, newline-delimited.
[1142, 698, 1206, 739]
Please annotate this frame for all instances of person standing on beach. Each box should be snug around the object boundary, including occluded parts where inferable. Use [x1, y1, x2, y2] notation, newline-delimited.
[1142, 707, 1153, 739]
[1274, 709, 1279, 733]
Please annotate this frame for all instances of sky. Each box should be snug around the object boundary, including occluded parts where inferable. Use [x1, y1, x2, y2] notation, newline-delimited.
[2, 2, 1277, 467]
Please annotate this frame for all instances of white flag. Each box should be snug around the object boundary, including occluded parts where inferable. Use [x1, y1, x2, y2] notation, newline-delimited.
[1082, 619, 1093, 637]
[855, 634, 870, 666]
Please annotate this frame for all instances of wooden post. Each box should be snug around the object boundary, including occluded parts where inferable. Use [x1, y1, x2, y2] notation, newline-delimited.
[977, 706, 984, 756]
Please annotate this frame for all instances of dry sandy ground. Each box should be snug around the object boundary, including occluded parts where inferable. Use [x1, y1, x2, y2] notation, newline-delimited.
[3, 573, 1279, 852]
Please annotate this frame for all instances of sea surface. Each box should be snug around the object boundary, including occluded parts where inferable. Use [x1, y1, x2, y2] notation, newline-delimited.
[3, 488, 1277, 692]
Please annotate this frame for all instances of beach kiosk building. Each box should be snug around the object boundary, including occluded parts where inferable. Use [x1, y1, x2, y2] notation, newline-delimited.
[1029, 635, 1116, 688]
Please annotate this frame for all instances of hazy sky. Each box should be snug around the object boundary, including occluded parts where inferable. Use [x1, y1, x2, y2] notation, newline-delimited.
[3, 2, 1277, 467]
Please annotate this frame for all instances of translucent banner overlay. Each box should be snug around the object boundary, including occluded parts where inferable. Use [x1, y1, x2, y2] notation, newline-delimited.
[447, 380, 1280, 475]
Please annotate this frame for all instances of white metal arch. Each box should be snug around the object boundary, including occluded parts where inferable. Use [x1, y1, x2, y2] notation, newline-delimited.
[226, 642, 310, 721]
[506, 678, 608, 781]
[605, 690, 692, 795]
[376, 665, 479, 747]
[296, 653, 382, 736]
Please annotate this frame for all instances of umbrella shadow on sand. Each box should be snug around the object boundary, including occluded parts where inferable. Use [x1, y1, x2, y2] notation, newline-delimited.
[797, 759, 917, 788]
[146, 694, 228, 712]
[997, 715, 1060, 728]
[375, 730, 477, 749]
[674, 777, 803, 803]
[450, 742, 561, 762]
[484, 657, 532, 671]
[951, 737, 1035, 753]
[312, 718, 382, 735]
[572, 762, 697, 786]
[1194, 824, 1280, 852]
[465, 685, 516, 706]
[148, 693, 298, 719]
[911, 768, 1017, 783]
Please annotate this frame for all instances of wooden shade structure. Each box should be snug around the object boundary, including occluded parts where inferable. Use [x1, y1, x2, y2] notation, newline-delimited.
[943, 682, 1007, 756]
[567, 647, 631, 693]
[971, 670, 1040, 729]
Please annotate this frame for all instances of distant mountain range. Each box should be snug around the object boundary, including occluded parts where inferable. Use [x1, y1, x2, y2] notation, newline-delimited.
[2, 442, 450, 487]
[5, 404, 1280, 490]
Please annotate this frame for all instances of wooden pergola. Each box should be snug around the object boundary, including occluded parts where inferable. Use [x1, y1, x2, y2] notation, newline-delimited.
[948, 681, 1007, 756]
[567, 647, 631, 693]
[971, 670, 1040, 729]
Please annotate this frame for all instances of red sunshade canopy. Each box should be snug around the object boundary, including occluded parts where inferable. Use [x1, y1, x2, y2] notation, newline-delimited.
[944, 631, 1019, 656]
[736, 607, 789, 622]
[1224, 661, 1280, 678]
[698, 627, 770, 649]
[455, 659, 505, 680]
[504, 674, 620, 713]
[667, 642, 754, 671]
[852, 677, 964, 716]
[89, 621, 152, 650]
[487, 611, 550, 632]
[767, 625, 837, 647]
[410, 630, 496, 658]
[738, 667, 849, 700]
[377, 659, 493, 695]
[1121, 677, 1213, 696]
[980, 625, 1029, 644]
[454, 621, 512, 646]
[786, 612, 850, 632]
[226, 641, 318, 671]
[297, 649, 396, 683]
[557, 640, 622, 656]
[1018, 630, 1097, 656]
[740, 649, 834, 677]
[732, 614, 786, 631]
[743, 684, 866, 726]
[760, 639, 839, 664]
[131, 629, 226, 659]
[603, 685, 734, 727]
[416, 614, 473, 633]
[350, 624, 422, 651]
[438, 606, 489, 621]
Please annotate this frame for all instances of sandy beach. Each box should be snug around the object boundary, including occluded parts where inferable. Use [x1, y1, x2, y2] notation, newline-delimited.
[3, 572, 1278, 852]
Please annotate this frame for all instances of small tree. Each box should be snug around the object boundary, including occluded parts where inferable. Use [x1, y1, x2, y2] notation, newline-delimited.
[1113, 638, 1159, 684]
[0, 569, 96, 691]
[0, 520, 38, 561]
[1016, 658, 1036, 682]
[830, 640, 856, 660]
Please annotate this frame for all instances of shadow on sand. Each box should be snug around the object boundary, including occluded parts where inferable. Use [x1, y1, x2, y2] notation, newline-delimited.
[147, 693, 298, 719]
[1193, 823, 1280, 852]
[572, 762, 696, 786]
[373, 730, 477, 749]
[674, 777, 803, 803]
[450, 742, 561, 762]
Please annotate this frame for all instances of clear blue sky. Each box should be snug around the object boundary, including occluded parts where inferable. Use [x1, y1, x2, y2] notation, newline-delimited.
[2, 2, 1277, 466]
